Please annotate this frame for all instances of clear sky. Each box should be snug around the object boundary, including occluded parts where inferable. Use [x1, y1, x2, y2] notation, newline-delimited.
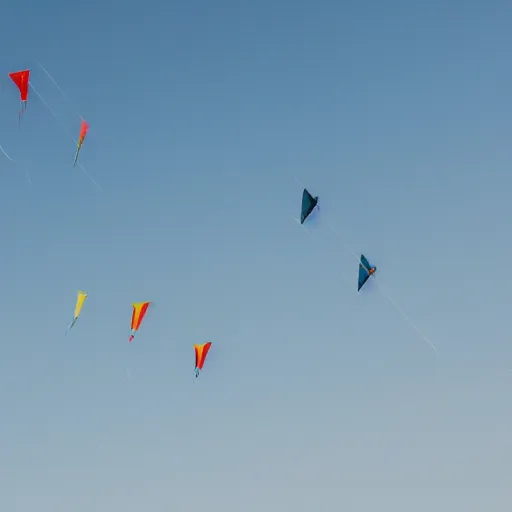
[0, 0, 511, 510]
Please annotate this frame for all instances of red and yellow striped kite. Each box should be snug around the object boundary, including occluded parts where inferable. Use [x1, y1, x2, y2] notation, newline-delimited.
[194, 341, 212, 378]
[129, 301, 151, 342]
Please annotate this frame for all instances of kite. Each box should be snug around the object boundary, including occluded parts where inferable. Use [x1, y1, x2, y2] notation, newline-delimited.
[66, 290, 87, 334]
[73, 119, 89, 167]
[358, 254, 377, 292]
[194, 341, 212, 378]
[300, 188, 318, 224]
[129, 301, 151, 342]
[8, 69, 30, 121]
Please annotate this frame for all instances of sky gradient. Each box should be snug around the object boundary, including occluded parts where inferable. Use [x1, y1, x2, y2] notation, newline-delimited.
[1, 0, 511, 510]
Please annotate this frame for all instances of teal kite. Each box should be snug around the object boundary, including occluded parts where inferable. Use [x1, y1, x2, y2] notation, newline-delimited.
[300, 188, 318, 224]
[358, 254, 376, 291]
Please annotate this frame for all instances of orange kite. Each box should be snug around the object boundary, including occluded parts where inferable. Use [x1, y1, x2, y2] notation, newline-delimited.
[73, 119, 89, 167]
[129, 301, 151, 342]
[194, 341, 212, 378]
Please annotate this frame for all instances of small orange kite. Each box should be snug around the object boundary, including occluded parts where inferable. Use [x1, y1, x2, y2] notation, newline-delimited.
[73, 119, 89, 167]
[194, 341, 212, 378]
[129, 301, 151, 342]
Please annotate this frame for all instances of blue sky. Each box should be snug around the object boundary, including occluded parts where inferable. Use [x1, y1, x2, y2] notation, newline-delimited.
[0, 0, 511, 510]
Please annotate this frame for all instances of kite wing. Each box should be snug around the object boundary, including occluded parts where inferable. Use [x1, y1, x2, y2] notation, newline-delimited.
[358, 254, 376, 292]
[194, 341, 212, 377]
[129, 301, 150, 342]
[73, 119, 89, 167]
[8, 70, 29, 102]
[300, 188, 318, 224]
[67, 290, 88, 333]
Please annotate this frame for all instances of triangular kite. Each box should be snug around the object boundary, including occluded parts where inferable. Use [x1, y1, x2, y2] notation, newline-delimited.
[194, 341, 212, 378]
[8, 69, 29, 102]
[8, 69, 30, 122]
[358, 254, 377, 292]
[66, 290, 88, 334]
[300, 188, 318, 224]
[129, 301, 151, 342]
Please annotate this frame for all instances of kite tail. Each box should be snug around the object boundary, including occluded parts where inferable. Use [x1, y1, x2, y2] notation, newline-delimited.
[65, 318, 77, 335]
[18, 101, 26, 126]
[73, 147, 80, 167]
[195, 368, 200, 378]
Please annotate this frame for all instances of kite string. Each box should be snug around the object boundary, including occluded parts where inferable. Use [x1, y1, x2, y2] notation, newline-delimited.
[28, 82, 102, 192]
[0, 143, 32, 185]
[77, 162, 103, 192]
[29, 82, 72, 139]
[291, 172, 439, 356]
[328, 217, 439, 355]
[325, 212, 439, 356]
[289, 208, 355, 293]
[291, 173, 361, 263]
[377, 286, 439, 355]
[38, 63, 84, 121]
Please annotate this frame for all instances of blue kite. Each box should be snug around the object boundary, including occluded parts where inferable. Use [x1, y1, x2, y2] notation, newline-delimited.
[300, 188, 318, 224]
[358, 254, 376, 292]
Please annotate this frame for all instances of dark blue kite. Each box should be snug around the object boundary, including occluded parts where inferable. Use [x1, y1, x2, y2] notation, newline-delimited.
[300, 188, 318, 224]
[358, 254, 376, 292]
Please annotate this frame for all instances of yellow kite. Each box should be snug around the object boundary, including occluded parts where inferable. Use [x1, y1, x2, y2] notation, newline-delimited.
[129, 301, 151, 342]
[66, 290, 87, 334]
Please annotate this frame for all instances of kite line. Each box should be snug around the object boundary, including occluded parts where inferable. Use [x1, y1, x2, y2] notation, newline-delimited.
[36, 65, 90, 171]
[327, 219, 439, 355]
[291, 173, 439, 356]
[0, 144, 32, 185]
[290, 203, 354, 290]
[38, 63, 85, 121]
[28, 81, 103, 192]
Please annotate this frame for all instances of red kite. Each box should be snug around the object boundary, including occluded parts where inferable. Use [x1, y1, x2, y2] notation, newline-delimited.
[8, 69, 30, 121]
[129, 301, 151, 342]
[73, 119, 89, 167]
[194, 341, 212, 378]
